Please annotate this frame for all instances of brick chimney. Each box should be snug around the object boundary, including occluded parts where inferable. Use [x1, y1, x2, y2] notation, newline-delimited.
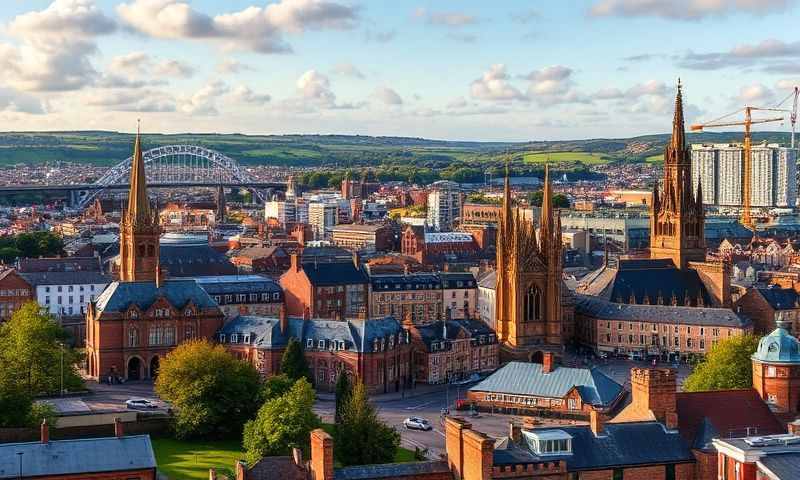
[630, 368, 678, 429]
[444, 417, 472, 480]
[542, 352, 555, 374]
[40, 418, 49, 444]
[589, 409, 604, 436]
[114, 417, 124, 437]
[310, 429, 334, 480]
[461, 429, 494, 480]
[279, 302, 288, 334]
[290, 253, 301, 273]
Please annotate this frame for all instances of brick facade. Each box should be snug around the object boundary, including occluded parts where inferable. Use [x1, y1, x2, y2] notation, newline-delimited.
[0, 269, 33, 322]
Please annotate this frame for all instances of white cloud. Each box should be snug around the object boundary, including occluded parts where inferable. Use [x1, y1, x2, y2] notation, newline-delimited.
[470, 64, 526, 101]
[414, 8, 478, 26]
[525, 65, 589, 105]
[332, 62, 365, 79]
[0, 87, 46, 114]
[215, 59, 255, 74]
[179, 80, 230, 115]
[108, 52, 194, 79]
[736, 82, 775, 104]
[677, 39, 800, 70]
[87, 89, 176, 112]
[372, 87, 403, 105]
[230, 85, 271, 105]
[117, 0, 358, 53]
[297, 69, 335, 104]
[590, 0, 794, 20]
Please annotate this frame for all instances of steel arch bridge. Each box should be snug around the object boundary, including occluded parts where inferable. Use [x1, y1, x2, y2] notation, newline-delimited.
[78, 145, 266, 209]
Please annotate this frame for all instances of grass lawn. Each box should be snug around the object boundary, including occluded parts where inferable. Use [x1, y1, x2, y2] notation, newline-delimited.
[152, 437, 243, 480]
[645, 153, 663, 164]
[522, 151, 610, 165]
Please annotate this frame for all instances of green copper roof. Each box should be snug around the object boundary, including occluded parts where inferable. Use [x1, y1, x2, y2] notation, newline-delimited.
[752, 323, 800, 364]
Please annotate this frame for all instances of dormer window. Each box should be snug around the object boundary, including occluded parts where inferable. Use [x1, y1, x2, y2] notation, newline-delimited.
[523, 430, 573, 456]
[218, 334, 226, 343]
[243, 334, 251, 344]
[231, 333, 238, 343]
[307, 338, 314, 348]
[185, 308, 193, 317]
[318, 339, 325, 349]
[129, 309, 139, 319]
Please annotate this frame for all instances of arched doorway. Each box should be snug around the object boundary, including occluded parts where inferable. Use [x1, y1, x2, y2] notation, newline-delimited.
[127, 357, 142, 381]
[530, 351, 544, 364]
[150, 356, 160, 380]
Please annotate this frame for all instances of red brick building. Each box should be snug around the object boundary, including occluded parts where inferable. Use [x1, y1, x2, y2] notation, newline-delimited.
[402, 226, 480, 264]
[218, 313, 410, 394]
[735, 286, 800, 334]
[0, 268, 33, 322]
[279, 255, 368, 319]
[751, 321, 800, 418]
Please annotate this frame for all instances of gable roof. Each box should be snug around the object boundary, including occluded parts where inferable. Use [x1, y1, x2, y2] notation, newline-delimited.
[756, 287, 800, 310]
[95, 279, 219, 314]
[301, 261, 367, 286]
[470, 361, 623, 408]
[0, 435, 155, 479]
[158, 244, 237, 277]
[758, 453, 800, 480]
[675, 389, 784, 451]
[335, 461, 451, 480]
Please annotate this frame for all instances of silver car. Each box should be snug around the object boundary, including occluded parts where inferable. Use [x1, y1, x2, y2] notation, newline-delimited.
[404, 417, 432, 431]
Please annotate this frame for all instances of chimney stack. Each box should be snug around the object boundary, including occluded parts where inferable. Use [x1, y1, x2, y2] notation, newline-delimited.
[310, 429, 334, 480]
[542, 352, 555, 374]
[114, 417, 124, 437]
[40, 418, 49, 444]
[589, 409, 604, 436]
[290, 253, 301, 273]
[279, 303, 288, 334]
[630, 368, 678, 429]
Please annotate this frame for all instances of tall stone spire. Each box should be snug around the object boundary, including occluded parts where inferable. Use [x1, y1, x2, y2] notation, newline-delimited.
[669, 78, 686, 157]
[540, 165, 553, 249]
[127, 121, 151, 225]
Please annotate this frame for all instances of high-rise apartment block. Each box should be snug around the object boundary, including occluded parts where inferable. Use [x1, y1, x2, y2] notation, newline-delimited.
[308, 202, 338, 240]
[690, 143, 797, 208]
[427, 180, 462, 231]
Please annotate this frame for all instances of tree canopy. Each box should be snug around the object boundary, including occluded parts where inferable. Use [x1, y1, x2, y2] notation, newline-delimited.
[683, 334, 760, 392]
[154, 339, 262, 439]
[0, 232, 64, 263]
[335, 372, 352, 425]
[334, 380, 400, 466]
[528, 190, 571, 209]
[243, 378, 321, 464]
[281, 337, 311, 383]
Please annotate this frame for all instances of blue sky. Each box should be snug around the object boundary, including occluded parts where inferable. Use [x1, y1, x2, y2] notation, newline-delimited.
[0, 0, 798, 141]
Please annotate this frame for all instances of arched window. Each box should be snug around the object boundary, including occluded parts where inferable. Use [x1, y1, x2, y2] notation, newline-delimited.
[524, 285, 542, 322]
[128, 327, 138, 347]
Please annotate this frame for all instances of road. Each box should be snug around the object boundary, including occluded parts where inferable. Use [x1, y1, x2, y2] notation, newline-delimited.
[71, 357, 693, 458]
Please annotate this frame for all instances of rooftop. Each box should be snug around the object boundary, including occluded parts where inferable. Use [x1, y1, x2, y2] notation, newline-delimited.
[753, 323, 800, 364]
[424, 232, 474, 244]
[95, 279, 219, 314]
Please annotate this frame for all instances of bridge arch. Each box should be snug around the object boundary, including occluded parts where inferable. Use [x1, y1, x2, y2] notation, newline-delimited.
[78, 145, 264, 209]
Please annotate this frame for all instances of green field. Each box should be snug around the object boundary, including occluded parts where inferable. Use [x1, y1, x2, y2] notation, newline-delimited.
[153, 437, 243, 480]
[522, 151, 610, 165]
[645, 154, 663, 164]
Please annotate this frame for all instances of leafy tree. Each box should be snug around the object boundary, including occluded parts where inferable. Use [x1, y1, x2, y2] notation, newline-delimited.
[0, 302, 83, 396]
[243, 378, 321, 463]
[334, 372, 352, 424]
[528, 190, 570, 208]
[262, 374, 295, 402]
[281, 337, 311, 382]
[684, 334, 760, 392]
[155, 339, 262, 439]
[335, 381, 400, 466]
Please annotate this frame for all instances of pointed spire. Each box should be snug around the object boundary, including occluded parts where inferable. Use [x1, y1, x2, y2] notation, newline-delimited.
[502, 156, 512, 230]
[670, 78, 686, 156]
[127, 120, 151, 223]
[540, 165, 553, 243]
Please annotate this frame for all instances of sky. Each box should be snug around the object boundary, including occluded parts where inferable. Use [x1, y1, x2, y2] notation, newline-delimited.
[0, 0, 799, 141]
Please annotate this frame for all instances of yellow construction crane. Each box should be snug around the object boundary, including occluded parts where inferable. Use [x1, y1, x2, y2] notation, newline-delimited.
[690, 87, 798, 230]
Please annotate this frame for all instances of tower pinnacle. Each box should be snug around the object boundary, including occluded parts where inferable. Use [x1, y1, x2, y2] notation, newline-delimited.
[127, 121, 151, 224]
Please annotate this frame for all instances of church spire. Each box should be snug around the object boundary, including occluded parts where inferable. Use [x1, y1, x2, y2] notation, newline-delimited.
[540, 165, 553, 244]
[127, 120, 151, 224]
[670, 78, 686, 158]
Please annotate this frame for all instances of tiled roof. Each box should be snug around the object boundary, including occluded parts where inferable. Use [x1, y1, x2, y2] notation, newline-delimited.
[414, 319, 496, 351]
[95, 279, 219, 314]
[758, 453, 800, 480]
[335, 461, 451, 480]
[301, 261, 367, 286]
[575, 294, 751, 328]
[493, 422, 694, 470]
[757, 287, 800, 310]
[20, 271, 112, 286]
[370, 273, 441, 290]
[477, 270, 496, 289]
[577, 258, 713, 306]
[675, 389, 784, 451]
[160, 244, 237, 277]
[245, 456, 306, 480]
[235, 246, 287, 260]
[193, 275, 282, 296]
[439, 272, 476, 288]
[0, 435, 155, 479]
[470, 361, 623, 408]
[424, 232, 473, 244]
[18, 256, 101, 273]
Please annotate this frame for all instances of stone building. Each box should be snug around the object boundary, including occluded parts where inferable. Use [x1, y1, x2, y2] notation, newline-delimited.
[84, 129, 224, 381]
[330, 223, 393, 251]
[193, 274, 283, 319]
[369, 272, 443, 323]
[494, 165, 575, 362]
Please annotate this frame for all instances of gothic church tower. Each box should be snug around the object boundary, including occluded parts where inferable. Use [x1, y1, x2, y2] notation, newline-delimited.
[650, 81, 706, 269]
[495, 165, 568, 360]
[119, 125, 161, 282]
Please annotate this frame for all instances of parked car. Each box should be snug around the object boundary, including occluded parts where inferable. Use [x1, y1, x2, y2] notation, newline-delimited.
[126, 398, 158, 409]
[404, 417, 432, 431]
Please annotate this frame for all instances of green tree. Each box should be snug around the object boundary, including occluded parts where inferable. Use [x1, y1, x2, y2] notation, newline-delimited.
[684, 334, 760, 392]
[528, 190, 570, 208]
[334, 371, 352, 424]
[261, 374, 295, 402]
[335, 381, 400, 466]
[0, 302, 83, 396]
[243, 378, 320, 463]
[155, 339, 262, 439]
[281, 337, 311, 382]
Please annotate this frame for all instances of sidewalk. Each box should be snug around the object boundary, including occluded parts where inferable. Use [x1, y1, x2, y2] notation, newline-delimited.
[317, 382, 450, 403]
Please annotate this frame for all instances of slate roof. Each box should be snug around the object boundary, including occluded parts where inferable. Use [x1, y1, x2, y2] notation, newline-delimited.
[160, 243, 237, 277]
[414, 319, 496, 352]
[18, 256, 101, 273]
[235, 246, 288, 260]
[193, 275, 282, 297]
[440, 272, 476, 289]
[219, 315, 404, 353]
[424, 232, 473, 244]
[335, 461, 451, 480]
[758, 453, 800, 480]
[577, 258, 713, 306]
[575, 294, 751, 328]
[493, 422, 694, 471]
[95, 279, 219, 314]
[0, 435, 155, 479]
[370, 273, 441, 290]
[301, 261, 367, 286]
[20, 270, 112, 286]
[470, 361, 623, 408]
[675, 389, 784, 451]
[757, 287, 800, 310]
[245, 456, 306, 480]
[477, 270, 496, 289]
